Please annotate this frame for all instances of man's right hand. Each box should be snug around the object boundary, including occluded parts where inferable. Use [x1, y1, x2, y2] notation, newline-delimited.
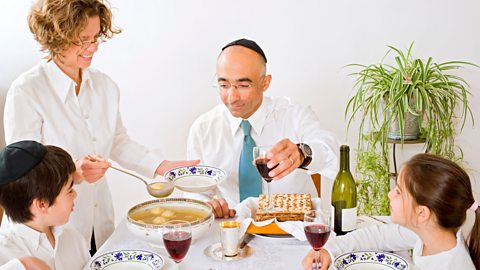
[19, 256, 51, 270]
[207, 197, 236, 218]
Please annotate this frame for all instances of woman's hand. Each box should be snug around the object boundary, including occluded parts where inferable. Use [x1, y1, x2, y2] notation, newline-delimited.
[74, 155, 111, 183]
[155, 159, 200, 176]
[302, 249, 331, 270]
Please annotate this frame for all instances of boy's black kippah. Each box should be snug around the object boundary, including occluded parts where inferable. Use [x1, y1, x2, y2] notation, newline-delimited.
[222, 38, 267, 63]
[0, 140, 46, 185]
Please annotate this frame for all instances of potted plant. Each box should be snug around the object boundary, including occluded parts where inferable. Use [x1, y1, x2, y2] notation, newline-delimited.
[345, 42, 477, 215]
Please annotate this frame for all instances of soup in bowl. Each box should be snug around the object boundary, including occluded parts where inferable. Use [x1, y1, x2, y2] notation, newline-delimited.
[126, 198, 213, 246]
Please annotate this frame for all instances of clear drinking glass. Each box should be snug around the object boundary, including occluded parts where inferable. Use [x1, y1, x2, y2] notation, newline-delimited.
[304, 210, 331, 270]
[162, 220, 192, 266]
[253, 145, 282, 212]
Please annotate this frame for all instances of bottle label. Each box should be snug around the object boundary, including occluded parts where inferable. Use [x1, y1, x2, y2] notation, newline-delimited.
[341, 207, 357, 231]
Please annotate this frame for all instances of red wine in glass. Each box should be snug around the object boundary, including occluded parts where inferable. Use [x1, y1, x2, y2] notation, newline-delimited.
[163, 231, 192, 263]
[254, 158, 278, 182]
[304, 210, 331, 270]
[304, 224, 331, 250]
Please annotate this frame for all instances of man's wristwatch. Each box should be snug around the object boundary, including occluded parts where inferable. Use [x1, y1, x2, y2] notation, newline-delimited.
[297, 143, 312, 169]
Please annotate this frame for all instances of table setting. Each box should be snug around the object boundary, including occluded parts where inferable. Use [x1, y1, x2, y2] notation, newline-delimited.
[84, 162, 411, 270]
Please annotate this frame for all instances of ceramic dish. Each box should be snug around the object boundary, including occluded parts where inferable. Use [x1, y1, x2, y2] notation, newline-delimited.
[164, 165, 226, 193]
[334, 250, 409, 270]
[90, 249, 164, 270]
[126, 198, 214, 246]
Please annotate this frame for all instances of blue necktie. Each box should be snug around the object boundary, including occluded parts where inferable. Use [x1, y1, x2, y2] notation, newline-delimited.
[239, 120, 262, 201]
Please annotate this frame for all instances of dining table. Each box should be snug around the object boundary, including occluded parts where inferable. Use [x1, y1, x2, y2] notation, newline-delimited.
[83, 213, 398, 270]
[84, 217, 313, 270]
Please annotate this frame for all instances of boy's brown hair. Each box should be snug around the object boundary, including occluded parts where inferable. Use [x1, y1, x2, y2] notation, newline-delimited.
[0, 145, 75, 223]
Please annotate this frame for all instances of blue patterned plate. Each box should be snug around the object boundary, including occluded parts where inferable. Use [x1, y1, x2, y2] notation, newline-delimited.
[334, 250, 409, 270]
[164, 165, 226, 193]
[90, 249, 164, 270]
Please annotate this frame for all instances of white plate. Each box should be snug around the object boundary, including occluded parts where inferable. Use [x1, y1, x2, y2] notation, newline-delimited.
[334, 250, 409, 270]
[90, 249, 165, 270]
[164, 165, 226, 193]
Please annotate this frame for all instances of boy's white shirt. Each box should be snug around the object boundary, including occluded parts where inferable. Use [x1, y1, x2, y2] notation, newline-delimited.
[324, 223, 475, 270]
[0, 223, 90, 270]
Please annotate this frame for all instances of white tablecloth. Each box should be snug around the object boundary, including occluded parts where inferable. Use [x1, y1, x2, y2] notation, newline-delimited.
[85, 218, 312, 270]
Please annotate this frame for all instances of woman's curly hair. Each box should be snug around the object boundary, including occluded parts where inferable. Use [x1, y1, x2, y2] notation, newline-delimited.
[28, 0, 121, 60]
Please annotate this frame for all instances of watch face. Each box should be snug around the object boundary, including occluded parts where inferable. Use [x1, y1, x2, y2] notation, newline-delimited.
[302, 144, 312, 156]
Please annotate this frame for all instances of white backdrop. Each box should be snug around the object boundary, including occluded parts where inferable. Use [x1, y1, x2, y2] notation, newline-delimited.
[1, 0, 479, 225]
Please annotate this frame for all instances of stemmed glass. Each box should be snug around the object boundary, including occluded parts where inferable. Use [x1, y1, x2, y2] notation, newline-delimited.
[253, 145, 282, 212]
[304, 210, 331, 270]
[162, 220, 192, 267]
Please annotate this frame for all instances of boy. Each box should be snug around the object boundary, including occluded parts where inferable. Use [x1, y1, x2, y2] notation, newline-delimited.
[0, 141, 90, 269]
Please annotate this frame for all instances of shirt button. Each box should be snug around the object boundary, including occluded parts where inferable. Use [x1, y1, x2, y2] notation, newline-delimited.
[84, 114, 89, 119]
[92, 137, 97, 142]
[94, 203, 98, 208]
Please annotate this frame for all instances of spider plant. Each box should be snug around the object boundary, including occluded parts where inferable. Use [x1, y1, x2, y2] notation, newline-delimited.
[345, 42, 477, 215]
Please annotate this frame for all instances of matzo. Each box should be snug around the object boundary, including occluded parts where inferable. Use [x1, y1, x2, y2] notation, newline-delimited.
[255, 193, 313, 222]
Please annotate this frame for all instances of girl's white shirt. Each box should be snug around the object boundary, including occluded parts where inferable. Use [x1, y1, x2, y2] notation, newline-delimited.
[324, 223, 475, 270]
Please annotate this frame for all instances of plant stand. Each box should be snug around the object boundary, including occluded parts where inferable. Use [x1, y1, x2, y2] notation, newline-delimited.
[388, 138, 426, 179]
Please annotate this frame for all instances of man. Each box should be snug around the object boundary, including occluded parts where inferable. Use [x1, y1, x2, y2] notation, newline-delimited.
[187, 38, 339, 218]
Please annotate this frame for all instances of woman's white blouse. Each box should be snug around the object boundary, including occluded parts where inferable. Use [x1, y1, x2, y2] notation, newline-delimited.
[3, 60, 163, 247]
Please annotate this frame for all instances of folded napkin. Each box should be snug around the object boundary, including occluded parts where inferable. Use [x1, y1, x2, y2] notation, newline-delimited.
[234, 197, 322, 241]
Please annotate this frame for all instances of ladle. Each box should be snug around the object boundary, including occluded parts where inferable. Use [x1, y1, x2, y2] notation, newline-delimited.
[109, 165, 175, 198]
[87, 155, 174, 198]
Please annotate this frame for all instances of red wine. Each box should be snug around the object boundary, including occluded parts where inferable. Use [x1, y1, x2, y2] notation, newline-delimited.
[304, 224, 330, 251]
[255, 158, 278, 182]
[163, 231, 192, 262]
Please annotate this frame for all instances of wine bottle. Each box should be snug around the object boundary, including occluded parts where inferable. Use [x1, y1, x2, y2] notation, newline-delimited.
[331, 145, 357, 235]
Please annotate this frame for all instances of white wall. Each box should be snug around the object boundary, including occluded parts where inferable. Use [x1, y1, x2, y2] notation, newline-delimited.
[1, 0, 479, 225]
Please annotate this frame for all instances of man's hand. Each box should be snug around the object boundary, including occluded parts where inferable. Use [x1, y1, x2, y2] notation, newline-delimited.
[207, 197, 236, 218]
[266, 138, 304, 180]
[19, 256, 51, 270]
[73, 155, 111, 183]
[155, 160, 200, 176]
[301, 249, 331, 270]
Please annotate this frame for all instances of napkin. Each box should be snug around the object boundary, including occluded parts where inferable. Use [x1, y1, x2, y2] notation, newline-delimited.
[234, 197, 322, 241]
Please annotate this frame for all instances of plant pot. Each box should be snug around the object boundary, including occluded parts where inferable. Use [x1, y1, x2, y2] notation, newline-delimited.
[387, 111, 420, 140]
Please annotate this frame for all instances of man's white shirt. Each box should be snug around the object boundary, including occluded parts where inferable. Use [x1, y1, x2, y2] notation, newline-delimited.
[187, 96, 339, 206]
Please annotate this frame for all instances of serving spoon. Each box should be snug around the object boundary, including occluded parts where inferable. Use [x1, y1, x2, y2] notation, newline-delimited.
[87, 156, 174, 198]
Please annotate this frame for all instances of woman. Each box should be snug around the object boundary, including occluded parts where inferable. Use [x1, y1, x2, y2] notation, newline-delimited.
[3, 0, 198, 255]
[302, 153, 479, 270]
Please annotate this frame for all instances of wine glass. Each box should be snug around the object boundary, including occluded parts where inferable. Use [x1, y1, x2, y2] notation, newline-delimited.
[253, 145, 282, 212]
[304, 210, 331, 270]
[162, 220, 192, 266]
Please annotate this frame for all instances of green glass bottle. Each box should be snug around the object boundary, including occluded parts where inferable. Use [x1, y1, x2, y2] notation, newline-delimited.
[331, 145, 357, 235]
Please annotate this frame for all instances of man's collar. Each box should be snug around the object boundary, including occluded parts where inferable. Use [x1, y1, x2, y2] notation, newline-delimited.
[227, 96, 270, 136]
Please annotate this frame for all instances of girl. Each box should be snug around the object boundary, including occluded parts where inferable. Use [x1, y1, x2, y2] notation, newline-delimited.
[302, 153, 479, 270]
